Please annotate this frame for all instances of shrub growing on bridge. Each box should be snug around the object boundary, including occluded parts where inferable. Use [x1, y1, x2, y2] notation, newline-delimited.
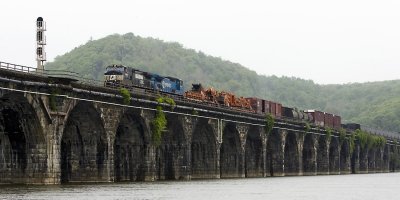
[355, 129, 369, 150]
[49, 88, 61, 111]
[339, 128, 347, 145]
[375, 136, 387, 148]
[304, 122, 311, 133]
[325, 127, 333, 143]
[49, 92, 57, 111]
[348, 133, 356, 154]
[119, 88, 131, 105]
[264, 113, 275, 135]
[156, 96, 176, 110]
[152, 105, 167, 147]
[355, 129, 387, 150]
[151, 95, 176, 146]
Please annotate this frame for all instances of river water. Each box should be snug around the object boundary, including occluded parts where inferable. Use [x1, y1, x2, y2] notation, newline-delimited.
[0, 173, 399, 200]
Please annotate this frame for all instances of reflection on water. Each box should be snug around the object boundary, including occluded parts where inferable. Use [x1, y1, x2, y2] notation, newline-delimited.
[0, 173, 399, 200]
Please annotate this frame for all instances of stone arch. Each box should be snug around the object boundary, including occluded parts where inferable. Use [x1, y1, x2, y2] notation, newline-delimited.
[244, 126, 263, 178]
[61, 101, 108, 183]
[220, 123, 242, 178]
[389, 145, 397, 172]
[317, 135, 329, 175]
[157, 114, 187, 180]
[266, 129, 284, 176]
[114, 110, 149, 182]
[329, 137, 340, 174]
[191, 118, 218, 179]
[0, 92, 47, 183]
[302, 133, 317, 175]
[284, 131, 300, 176]
[340, 139, 351, 174]
[350, 144, 359, 174]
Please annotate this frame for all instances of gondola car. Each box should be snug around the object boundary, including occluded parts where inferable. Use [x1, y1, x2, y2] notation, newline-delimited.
[104, 64, 184, 95]
[246, 97, 282, 118]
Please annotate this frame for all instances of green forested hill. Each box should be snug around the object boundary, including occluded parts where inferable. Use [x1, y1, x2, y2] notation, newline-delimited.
[46, 33, 400, 132]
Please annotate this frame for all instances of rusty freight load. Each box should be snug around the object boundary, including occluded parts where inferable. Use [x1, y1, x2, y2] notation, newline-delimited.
[185, 83, 252, 111]
[217, 91, 232, 106]
[184, 83, 218, 103]
[184, 83, 206, 101]
[217, 91, 251, 109]
[246, 97, 263, 114]
[238, 97, 252, 110]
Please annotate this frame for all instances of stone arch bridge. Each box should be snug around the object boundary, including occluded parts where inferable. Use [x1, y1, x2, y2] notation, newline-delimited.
[0, 67, 399, 184]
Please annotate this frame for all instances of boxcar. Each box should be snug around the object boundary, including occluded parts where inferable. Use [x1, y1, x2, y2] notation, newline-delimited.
[305, 110, 325, 127]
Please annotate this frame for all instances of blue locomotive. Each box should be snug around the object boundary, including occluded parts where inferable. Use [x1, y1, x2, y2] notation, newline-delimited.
[104, 64, 184, 95]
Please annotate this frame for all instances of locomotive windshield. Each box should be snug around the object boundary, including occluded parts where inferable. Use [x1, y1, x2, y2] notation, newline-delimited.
[105, 65, 125, 75]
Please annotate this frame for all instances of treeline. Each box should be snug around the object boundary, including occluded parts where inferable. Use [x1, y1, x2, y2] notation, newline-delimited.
[46, 33, 400, 132]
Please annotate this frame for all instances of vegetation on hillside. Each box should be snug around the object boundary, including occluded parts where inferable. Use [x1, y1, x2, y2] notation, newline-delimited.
[46, 33, 400, 132]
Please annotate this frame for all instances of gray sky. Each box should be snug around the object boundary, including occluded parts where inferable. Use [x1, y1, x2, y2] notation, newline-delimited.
[1, 0, 399, 84]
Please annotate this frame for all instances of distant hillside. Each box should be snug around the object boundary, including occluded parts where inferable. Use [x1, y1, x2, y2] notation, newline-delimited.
[46, 33, 400, 132]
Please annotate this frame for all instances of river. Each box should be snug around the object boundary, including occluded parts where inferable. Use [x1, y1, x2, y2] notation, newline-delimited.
[0, 173, 399, 200]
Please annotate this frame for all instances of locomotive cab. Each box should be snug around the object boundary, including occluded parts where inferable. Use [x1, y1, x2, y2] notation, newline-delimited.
[103, 64, 184, 96]
[104, 64, 129, 86]
[132, 70, 145, 86]
[166, 77, 184, 95]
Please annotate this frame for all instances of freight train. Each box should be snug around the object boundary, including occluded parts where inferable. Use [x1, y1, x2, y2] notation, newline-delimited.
[104, 64, 344, 130]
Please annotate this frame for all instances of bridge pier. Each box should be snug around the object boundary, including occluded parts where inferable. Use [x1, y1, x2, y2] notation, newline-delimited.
[339, 140, 351, 174]
[368, 149, 376, 173]
[328, 137, 340, 175]
[302, 133, 317, 176]
[375, 147, 384, 173]
[359, 146, 369, 174]
[351, 145, 360, 174]
[317, 135, 330, 175]
[383, 145, 390, 173]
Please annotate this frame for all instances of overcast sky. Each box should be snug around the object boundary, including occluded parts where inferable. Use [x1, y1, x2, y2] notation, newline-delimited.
[1, 0, 399, 84]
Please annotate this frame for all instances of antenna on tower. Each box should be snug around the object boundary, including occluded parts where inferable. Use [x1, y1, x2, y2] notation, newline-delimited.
[36, 17, 46, 73]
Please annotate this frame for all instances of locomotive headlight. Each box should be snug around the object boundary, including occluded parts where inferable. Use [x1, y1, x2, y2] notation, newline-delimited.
[105, 75, 123, 81]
